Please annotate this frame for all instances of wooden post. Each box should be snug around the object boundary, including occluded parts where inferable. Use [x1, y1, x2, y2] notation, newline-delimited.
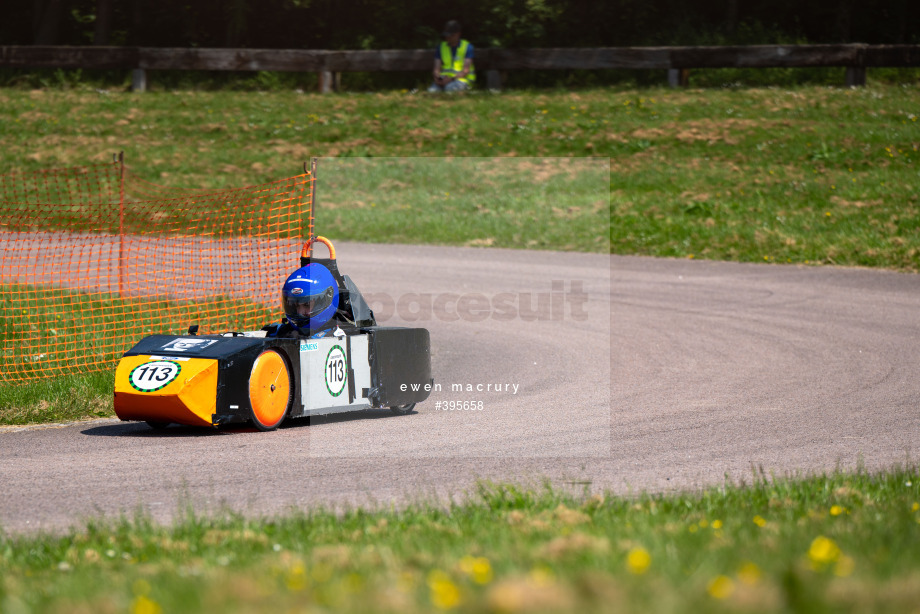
[845, 66, 866, 87]
[318, 70, 340, 93]
[319, 71, 331, 93]
[668, 68, 689, 87]
[667, 69, 679, 87]
[486, 69, 502, 91]
[131, 68, 146, 92]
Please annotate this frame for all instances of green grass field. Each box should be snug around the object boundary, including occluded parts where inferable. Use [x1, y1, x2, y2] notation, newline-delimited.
[320, 157, 609, 251]
[1, 84, 917, 267]
[1, 468, 918, 613]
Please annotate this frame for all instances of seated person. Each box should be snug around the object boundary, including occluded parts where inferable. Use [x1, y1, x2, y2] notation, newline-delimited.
[428, 20, 475, 92]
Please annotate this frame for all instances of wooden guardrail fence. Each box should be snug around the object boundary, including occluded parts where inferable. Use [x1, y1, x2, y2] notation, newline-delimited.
[1, 44, 918, 91]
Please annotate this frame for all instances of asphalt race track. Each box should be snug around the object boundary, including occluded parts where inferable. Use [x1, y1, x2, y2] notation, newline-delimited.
[2, 243, 919, 533]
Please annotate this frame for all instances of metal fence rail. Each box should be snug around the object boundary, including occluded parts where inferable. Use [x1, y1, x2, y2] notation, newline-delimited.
[2, 44, 918, 91]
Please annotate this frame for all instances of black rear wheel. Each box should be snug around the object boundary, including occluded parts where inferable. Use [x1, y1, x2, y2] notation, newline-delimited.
[389, 403, 416, 415]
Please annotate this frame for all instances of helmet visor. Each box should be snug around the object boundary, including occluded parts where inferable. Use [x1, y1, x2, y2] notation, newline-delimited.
[283, 286, 335, 321]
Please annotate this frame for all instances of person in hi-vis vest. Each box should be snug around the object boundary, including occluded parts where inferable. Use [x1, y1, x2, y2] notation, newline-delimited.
[429, 20, 475, 92]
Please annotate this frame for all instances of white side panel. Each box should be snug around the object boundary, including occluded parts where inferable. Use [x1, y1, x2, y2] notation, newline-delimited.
[299, 334, 372, 416]
[349, 335, 372, 405]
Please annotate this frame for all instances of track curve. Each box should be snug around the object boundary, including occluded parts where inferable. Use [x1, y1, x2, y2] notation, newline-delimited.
[2, 244, 919, 533]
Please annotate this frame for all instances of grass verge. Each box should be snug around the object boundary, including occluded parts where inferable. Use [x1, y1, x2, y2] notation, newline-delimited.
[0, 370, 113, 426]
[1, 468, 919, 612]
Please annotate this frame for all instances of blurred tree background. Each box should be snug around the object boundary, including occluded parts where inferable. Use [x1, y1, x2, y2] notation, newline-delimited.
[6, 0, 918, 89]
[9, 0, 919, 49]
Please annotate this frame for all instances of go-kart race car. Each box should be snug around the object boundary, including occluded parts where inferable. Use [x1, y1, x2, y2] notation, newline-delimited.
[113, 236, 432, 430]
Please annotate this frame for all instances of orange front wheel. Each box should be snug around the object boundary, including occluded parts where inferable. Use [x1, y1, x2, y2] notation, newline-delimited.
[248, 349, 292, 431]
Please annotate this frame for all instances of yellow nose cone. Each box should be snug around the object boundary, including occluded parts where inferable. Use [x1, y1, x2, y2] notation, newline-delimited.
[114, 355, 219, 427]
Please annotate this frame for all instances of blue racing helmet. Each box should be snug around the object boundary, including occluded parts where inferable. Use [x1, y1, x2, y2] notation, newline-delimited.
[281, 263, 339, 332]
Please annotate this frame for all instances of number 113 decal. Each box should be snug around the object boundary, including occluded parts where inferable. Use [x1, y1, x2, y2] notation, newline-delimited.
[129, 360, 181, 392]
[324, 345, 347, 397]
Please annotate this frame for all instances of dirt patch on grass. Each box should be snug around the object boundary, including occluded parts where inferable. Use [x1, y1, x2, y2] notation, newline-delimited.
[552, 206, 584, 219]
[407, 127, 433, 140]
[19, 110, 51, 122]
[479, 157, 596, 183]
[680, 191, 714, 202]
[830, 195, 884, 208]
[605, 132, 629, 144]
[268, 140, 312, 159]
[378, 178, 409, 190]
[269, 137, 374, 158]
[632, 118, 764, 145]
[28, 135, 164, 165]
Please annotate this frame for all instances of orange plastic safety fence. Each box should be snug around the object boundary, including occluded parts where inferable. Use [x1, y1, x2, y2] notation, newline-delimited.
[0, 160, 310, 386]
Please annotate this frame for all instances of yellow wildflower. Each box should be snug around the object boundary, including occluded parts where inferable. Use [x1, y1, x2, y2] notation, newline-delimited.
[460, 556, 493, 585]
[428, 570, 462, 610]
[131, 596, 161, 614]
[707, 575, 735, 600]
[808, 536, 841, 570]
[345, 573, 364, 593]
[626, 547, 651, 575]
[285, 562, 307, 591]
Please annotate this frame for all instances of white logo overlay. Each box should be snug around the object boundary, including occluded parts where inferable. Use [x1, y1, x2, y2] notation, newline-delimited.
[159, 338, 218, 353]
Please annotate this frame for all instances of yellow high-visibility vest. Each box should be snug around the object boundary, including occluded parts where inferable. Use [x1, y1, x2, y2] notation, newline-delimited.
[438, 39, 476, 84]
